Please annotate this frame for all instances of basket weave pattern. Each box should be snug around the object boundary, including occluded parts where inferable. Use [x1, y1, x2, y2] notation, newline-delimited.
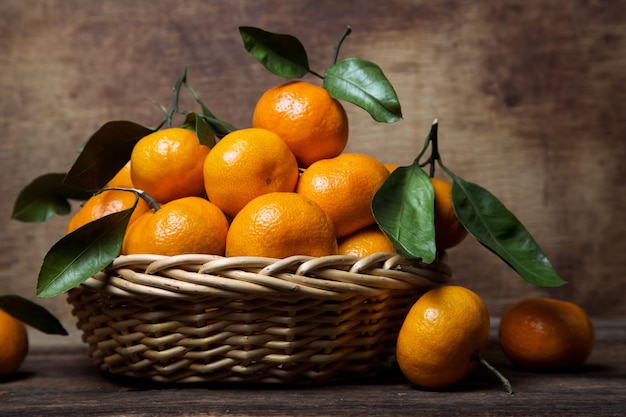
[67, 252, 451, 384]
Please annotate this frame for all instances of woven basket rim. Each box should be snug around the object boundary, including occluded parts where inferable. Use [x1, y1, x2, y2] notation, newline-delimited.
[79, 252, 451, 300]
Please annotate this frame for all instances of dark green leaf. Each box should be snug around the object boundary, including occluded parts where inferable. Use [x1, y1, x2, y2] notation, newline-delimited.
[324, 58, 402, 123]
[184, 83, 237, 138]
[36, 207, 136, 298]
[0, 295, 68, 335]
[181, 112, 216, 148]
[239, 26, 311, 78]
[12, 173, 92, 223]
[372, 164, 437, 263]
[64, 121, 154, 191]
[198, 114, 237, 141]
[450, 174, 566, 287]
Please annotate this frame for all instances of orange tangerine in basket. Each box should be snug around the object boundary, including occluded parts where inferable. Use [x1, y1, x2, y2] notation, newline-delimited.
[338, 225, 396, 257]
[66, 189, 150, 234]
[430, 177, 468, 250]
[226, 192, 338, 258]
[106, 161, 134, 188]
[122, 196, 229, 256]
[296, 153, 389, 238]
[203, 127, 299, 219]
[384, 163, 400, 174]
[131, 127, 210, 203]
[252, 80, 349, 167]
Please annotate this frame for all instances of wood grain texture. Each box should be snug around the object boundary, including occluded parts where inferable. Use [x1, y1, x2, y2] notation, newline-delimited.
[1, 1, 625, 328]
[3, 319, 625, 416]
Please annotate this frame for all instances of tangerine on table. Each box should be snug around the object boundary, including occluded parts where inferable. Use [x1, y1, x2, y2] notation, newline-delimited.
[296, 153, 390, 238]
[498, 297, 594, 371]
[338, 225, 396, 257]
[396, 285, 490, 389]
[226, 192, 338, 258]
[130, 127, 210, 203]
[66, 189, 150, 234]
[252, 80, 349, 167]
[203, 127, 299, 219]
[430, 177, 468, 250]
[0, 308, 29, 377]
[122, 196, 229, 256]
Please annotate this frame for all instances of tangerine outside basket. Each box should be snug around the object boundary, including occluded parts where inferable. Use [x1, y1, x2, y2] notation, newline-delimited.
[67, 252, 451, 384]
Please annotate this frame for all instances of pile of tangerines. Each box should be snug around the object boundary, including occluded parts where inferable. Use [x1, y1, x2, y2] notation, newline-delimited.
[67, 80, 465, 261]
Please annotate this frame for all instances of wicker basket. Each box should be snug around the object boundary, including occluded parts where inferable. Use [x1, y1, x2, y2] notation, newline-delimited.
[67, 252, 451, 384]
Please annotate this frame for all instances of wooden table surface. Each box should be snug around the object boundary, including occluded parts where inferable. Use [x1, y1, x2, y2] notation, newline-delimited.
[2, 318, 624, 417]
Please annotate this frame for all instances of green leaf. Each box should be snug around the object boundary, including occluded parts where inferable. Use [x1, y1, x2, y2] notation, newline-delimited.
[12, 173, 92, 223]
[449, 174, 566, 287]
[36, 207, 135, 298]
[239, 26, 311, 78]
[324, 58, 402, 123]
[64, 121, 154, 192]
[197, 113, 237, 141]
[181, 112, 216, 148]
[184, 82, 237, 138]
[0, 295, 68, 335]
[372, 163, 437, 263]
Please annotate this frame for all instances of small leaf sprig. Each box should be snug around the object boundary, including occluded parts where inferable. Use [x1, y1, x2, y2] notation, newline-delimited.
[239, 26, 402, 123]
[12, 66, 236, 222]
[372, 119, 566, 287]
[12, 68, 236, 298]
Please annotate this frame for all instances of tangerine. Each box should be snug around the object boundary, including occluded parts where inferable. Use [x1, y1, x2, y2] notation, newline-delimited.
[384, 163, 400, 174]
[338, 225, 396, 257]
[296, 153, 389, 238]
[130, 127, 210, 203]
[498, 297, 594, 371]
[252, 81, 349, 167]
[106, 161, 134, 188]
[122, 196, 229, 256]
[430, 177, 468, 250]
[396, 285, 490, 389]
[203, 128, 299, 219]
[226, 192, 338, 258]
[66, 189, 150, 234]
[0, 308, 28, 377]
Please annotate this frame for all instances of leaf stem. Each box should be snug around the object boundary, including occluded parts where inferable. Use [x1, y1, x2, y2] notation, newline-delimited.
[429, 130, 440, 178]
[416, 119, 440, 177]
[331, 25, 352, 66]
[309, 69, 325, 79]
[100, 187, 161, 212]
[158, 66, 188, 129]
[437, 159, 456, 180]
[474, 355, 514, 395]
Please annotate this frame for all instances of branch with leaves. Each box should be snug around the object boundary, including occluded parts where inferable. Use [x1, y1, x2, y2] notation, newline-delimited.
[372, 120, 565, 287]
[239, 26, 402, 123]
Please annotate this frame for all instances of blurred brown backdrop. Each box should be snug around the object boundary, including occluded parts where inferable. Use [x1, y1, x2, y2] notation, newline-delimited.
[2, 1, 625, 338]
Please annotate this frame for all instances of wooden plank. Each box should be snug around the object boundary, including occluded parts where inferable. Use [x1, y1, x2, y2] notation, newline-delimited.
[1, 319, 624, 416]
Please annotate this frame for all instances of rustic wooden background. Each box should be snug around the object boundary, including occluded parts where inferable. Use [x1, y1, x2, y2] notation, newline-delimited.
[2, 1, 625, 337]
